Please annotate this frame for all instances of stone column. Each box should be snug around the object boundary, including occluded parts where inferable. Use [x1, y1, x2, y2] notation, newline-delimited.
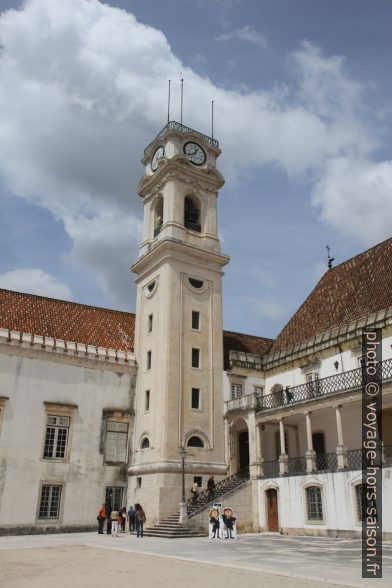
[224, 418, 230, 474]
[335, 405, 348, 469]
[305, 412, 316, 472]
[278, 418, 288, 475]
[248, 412, 261, 479]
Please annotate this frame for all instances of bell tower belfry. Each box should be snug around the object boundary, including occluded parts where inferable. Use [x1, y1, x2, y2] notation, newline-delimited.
[129, 121, 229, 523]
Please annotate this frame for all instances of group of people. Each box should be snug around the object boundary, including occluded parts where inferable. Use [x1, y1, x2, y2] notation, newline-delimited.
[191, 476, 216, 505]
[97, 503, 146, 538]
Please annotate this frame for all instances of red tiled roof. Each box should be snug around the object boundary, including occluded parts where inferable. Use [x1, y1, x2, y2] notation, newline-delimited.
[273, 237, 392, 352]
[223, 330, 273, 370]
[0, 289, 135, 352]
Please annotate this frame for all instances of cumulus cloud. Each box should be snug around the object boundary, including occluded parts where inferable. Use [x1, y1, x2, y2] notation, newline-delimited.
[312, 157, 392, 244]
[0, 269, 73, 299]
[215, 25, 267, 48]
[0, 1, 389, 308]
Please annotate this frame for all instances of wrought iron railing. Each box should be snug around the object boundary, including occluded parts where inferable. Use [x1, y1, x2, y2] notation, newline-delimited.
[315, 451, 338, 472]
[346, 448, 363, 470]
[288, 456, 307, 475]
[257, 358, 392, 411]
[263, 459, 280, 477]
[144, 120, 219, 155]
[187, 466, 249, 517]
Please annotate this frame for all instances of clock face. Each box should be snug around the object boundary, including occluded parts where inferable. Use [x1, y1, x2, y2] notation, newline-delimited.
[151, 146, 164, 172]
[183, 141, 206, 166]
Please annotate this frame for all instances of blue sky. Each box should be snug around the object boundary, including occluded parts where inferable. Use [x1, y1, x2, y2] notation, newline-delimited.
[0, 0, 391, 339]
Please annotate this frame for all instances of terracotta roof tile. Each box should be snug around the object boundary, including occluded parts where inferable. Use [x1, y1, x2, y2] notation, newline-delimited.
[223, 330, 273, 370]
[273, 237, 392, 353]
[0, 289, 135, 352]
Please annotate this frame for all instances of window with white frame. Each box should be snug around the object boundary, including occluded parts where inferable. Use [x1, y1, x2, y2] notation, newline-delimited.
[306, 371, 320, 396]
[254, 386, 263, 397]
[105, 486, 123, 510]
[43, 415, 70, 460]
[38, 484, 62, 519]
[306, 486, 323, 520]
[231, 383, 243, 399]
[105, 421, 128, 463]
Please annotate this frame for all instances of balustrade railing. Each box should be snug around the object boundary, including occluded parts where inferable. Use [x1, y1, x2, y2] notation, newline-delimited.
[144, 120, 219, 155]
[257, 358, 392, 411]
[288, 456, 306, 475]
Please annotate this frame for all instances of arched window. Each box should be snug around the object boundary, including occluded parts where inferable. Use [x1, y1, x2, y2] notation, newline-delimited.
[187, 436, 204, 448]
[153, 196, 163, 237]
[141, 437, 150, 449]
[306, 486, 323, 520]
[184, 196, 201, 232]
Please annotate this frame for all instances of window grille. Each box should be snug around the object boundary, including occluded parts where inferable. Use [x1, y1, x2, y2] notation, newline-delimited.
[306, 486, 323, 520]
[43, 415, 70, 459]
[105, 421, 128, 463]
[105, 486, 123, 510]
[231, 384, 243, 399]
[38, 484, 62, 519]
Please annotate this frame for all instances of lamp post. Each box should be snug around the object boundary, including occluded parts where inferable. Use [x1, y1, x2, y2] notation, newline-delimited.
[179, 443, 187, 524]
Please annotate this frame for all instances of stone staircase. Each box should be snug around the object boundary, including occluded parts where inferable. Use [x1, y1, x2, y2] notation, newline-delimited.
[143, 512, 205, 538]
[143, 467, 250, 538]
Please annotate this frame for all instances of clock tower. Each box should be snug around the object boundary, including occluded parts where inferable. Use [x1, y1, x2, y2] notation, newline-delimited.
[129, 121, 229, 523]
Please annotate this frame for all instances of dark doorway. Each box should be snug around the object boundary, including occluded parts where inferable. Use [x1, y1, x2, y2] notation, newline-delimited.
[266, 489, 279, 532]
[238, 430, 249, 472]
[313, 432, 326, 470]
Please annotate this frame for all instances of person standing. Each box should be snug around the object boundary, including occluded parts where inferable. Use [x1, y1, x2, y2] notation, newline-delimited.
[207, 476, 215, 501]
[127, 505, 136, 533]
[121, 507, 127, 533]
[191, 481, 199, 505]
[135, 503, 146, 538]
[97, 504, 106, 534]
[110, 506, 119, 537]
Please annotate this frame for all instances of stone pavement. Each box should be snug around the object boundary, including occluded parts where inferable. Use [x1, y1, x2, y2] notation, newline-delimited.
[0, 532, 391, 588]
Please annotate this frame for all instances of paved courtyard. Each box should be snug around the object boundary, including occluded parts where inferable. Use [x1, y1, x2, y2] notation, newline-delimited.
[0, 532, 391, 588]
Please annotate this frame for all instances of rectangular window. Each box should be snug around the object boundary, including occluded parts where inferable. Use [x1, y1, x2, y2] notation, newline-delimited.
[105, 421, 128, 463]
[148, 314, 153, 333]
[43, 415, 70, 459]
[191, 348, 200, 368]
[191, 311, 200, 330]
[147, 350, 152, 370]
[231, 384, 243, 399]
[137, 477, 142, 488]
[38, 484, 62, 519]
[254, 386, 264, 397]
[145, 390, 150, 411]
[193, 476, 202, 487]
[306, 486, 323, 520]
[105, 486, 123, 510]
[306, 371, 320, 397]
[191, 388, 200, 409]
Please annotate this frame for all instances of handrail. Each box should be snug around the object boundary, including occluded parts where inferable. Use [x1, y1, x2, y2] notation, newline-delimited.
[257, 358, 392, 411]
[187, 466, 249, 517]
[144, 120, 219, 155]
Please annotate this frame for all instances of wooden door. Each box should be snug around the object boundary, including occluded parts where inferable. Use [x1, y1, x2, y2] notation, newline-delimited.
[266, 489, 279, 532]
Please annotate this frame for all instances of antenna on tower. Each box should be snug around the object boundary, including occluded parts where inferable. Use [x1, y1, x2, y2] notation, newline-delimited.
[167, 79, 171, 124]
[211, 100, 214, 139]
[326, 244, 335, 270]
[180, 76, 184, 126]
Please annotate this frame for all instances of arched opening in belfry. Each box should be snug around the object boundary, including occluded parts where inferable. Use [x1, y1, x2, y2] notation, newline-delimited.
[184, 195, 201, 232]
[153, 195, 164, 237]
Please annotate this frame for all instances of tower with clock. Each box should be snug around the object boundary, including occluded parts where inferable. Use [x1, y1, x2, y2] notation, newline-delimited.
[129, 121, 229, 522]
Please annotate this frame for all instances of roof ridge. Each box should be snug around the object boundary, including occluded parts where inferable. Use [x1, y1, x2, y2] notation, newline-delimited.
[223, 329, 274, 341]
[0, 288, 135, 317]
[327, 235, 392, 273]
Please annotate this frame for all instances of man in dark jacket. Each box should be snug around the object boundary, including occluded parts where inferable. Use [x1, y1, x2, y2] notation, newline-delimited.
[128, 505, 136, 533]
[207, 476, 215, 500]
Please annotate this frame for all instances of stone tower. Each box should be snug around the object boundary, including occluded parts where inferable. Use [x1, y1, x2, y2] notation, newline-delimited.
[129, 121, 229, 522]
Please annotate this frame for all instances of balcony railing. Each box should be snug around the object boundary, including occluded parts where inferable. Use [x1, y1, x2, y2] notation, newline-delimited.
[257, 358, 392, 411]
[144, 120, 219, 155]
[225, 393, 258, 415]
[259, 444, 392, 479]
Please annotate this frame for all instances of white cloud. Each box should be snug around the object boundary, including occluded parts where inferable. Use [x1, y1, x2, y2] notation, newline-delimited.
[312, 157, 392, 245]
[0, 1, 388, 308]
[255, 298, 286, 321]
[215, 25, 267, 48]
[0, 269, 73, 299]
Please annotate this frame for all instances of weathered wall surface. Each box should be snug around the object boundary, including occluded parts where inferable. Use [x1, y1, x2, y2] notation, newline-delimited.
[0, 346, 136, 534]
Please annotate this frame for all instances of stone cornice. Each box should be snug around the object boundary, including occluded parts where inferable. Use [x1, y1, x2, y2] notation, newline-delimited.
[128, 460, 227, 476]
[0, 328, 137, 371]
[131, 237, 230, 277]
[138, 157, 224, 201]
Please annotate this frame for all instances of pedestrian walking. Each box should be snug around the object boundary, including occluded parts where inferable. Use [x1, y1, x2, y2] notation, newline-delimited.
[127, 505, 136, 533]
[97, 504, 106, 534]
[110, 506, 119, 537]
[121, 507, 127, 532]
[135, 503, 146, 538]
[191, 481, 199, 505]
[207, 476, 215, 501]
